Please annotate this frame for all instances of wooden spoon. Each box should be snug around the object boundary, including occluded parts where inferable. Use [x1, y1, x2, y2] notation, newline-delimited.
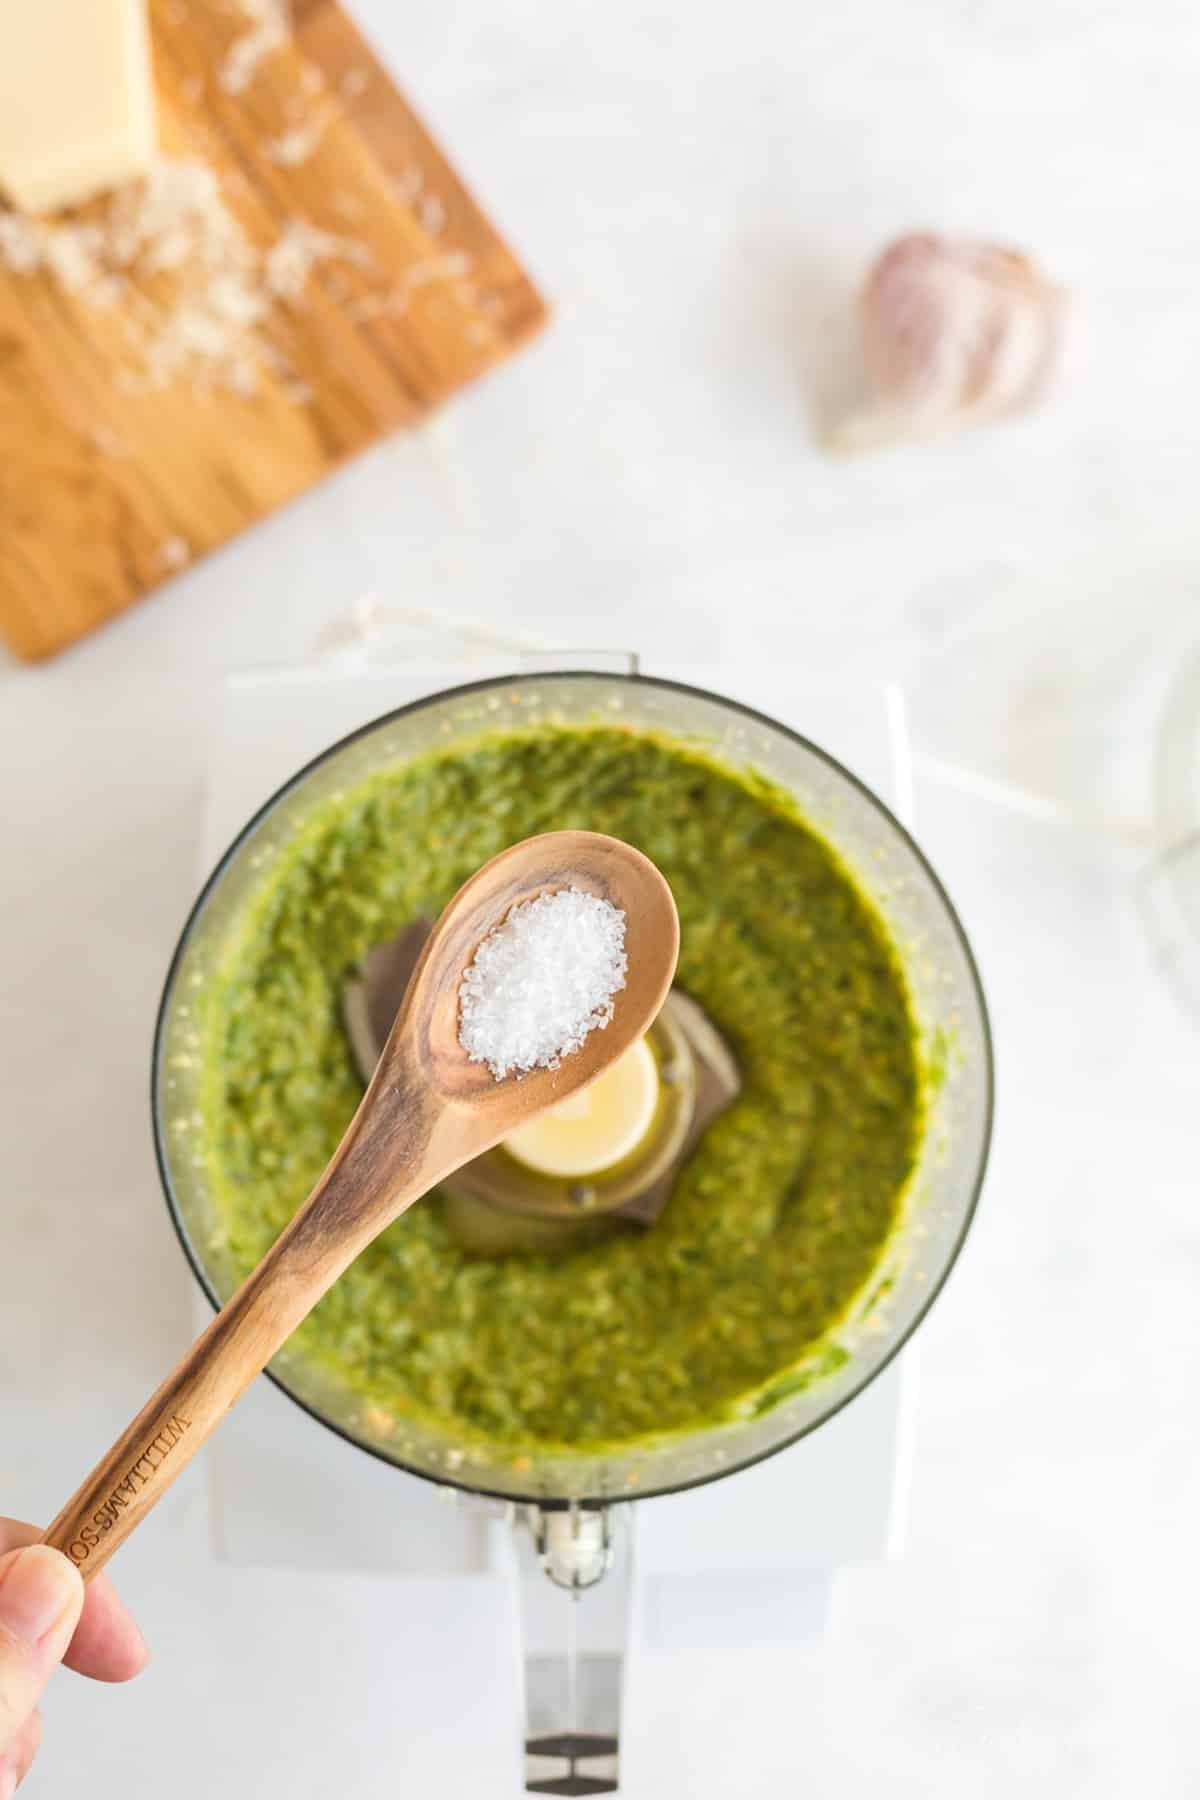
[42, 831, 679, 1580]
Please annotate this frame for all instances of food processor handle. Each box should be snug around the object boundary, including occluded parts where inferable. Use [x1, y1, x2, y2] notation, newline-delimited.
[514, 1505, 632, 1796]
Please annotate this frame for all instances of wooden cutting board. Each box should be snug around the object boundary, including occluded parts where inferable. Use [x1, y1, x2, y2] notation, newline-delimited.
[0, 0, 547, 662]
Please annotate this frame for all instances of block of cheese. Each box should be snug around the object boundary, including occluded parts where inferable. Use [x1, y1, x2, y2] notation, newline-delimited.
[0, 0, 157, 213]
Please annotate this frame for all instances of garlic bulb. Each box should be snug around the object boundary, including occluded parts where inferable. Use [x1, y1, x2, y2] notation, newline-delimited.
[834, 232, 1066, 452]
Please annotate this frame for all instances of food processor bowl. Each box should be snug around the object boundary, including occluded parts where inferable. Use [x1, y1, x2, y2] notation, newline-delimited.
[152, 670, 993, 1790]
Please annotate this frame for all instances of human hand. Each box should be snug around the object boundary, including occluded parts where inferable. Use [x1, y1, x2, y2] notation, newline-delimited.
[0, 1518, 147, 1795]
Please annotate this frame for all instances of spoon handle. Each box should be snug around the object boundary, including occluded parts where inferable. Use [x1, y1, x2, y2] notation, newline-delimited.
[42, 1087, 434, 1581]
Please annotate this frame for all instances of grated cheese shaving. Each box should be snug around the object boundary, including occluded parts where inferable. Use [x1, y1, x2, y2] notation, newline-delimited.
[42, 226, 107, 294]
[89, 426, 131, 458]
[265, 109, 331, 168]
[0, 157, 371, 397]
[417, 193, 446, 236]
[264, 218, 371, 303]
[0, 215, 40, 275]
[160, 536, 191, 571]
[220, 0, 290, 96]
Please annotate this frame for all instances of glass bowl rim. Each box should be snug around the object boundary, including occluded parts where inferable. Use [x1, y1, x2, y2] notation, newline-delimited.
[151, 669, 995, 1508]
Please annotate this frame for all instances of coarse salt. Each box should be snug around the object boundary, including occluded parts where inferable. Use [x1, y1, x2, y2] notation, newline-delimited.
[459, 887, 627, 1081]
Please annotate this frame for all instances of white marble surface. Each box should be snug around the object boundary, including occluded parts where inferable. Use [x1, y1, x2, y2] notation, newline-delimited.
[2, 0, 1199, 1792]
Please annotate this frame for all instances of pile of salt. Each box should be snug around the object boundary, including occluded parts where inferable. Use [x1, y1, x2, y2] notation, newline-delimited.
[458, 887, 627, 1081]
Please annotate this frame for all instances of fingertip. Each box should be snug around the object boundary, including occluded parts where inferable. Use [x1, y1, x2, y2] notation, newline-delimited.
[0, 1546, 83, 1650]
[105, 1630, 151, 1684]
[65, 1573, 150, 1683]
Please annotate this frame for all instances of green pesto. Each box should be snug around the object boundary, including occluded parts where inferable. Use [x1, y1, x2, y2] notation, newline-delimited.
[199, 725, 921, 1451]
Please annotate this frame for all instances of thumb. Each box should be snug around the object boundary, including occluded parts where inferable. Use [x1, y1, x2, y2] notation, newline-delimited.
[0, 1547, 84, 1751]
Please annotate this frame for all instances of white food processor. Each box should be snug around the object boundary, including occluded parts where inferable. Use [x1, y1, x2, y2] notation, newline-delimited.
[153, 667, 993, 1793]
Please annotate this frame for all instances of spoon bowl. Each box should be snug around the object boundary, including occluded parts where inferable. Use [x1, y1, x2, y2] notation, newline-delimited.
[404, 829, 681, 1126]
[42, 831, 678, 1579]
